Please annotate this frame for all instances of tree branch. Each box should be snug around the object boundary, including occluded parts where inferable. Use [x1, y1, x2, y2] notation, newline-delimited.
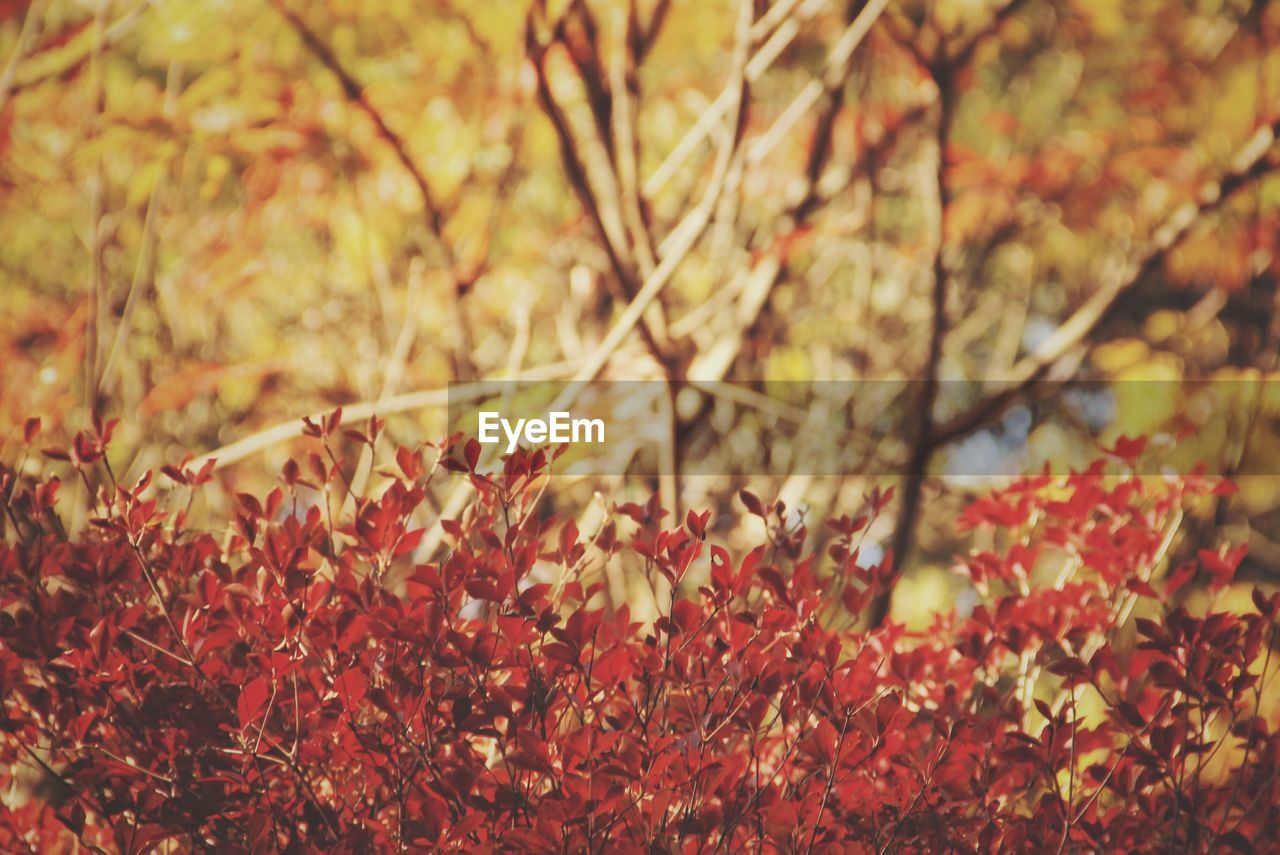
[0, 0, 45, 114]
[84, 0, 109, 414]
[931, 118, 1280, 449]
[635, 0, 673, 61]
[4, 0, 148, 99]
[866, 0, 1033, 628]
[100, 60, 182, 396]
[550, 0, 756, 409]
[864, 118, 1280, 628]
[273, 2, 455, 271]
[870, 50, 957, 629]
[613, 2, 659, 279]
[642, 0, 822, 199]
[743, 0, 891, 172]
[187, 360, 576, 473]
[526, 0, 671, 361]
[686, 0, 900, 382]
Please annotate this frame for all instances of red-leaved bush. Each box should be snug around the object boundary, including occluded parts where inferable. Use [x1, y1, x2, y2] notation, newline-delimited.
[1, 413, 1278, 853]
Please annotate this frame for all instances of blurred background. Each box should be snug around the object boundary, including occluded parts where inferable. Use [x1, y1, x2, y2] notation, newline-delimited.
[1, 0, 1278, 623]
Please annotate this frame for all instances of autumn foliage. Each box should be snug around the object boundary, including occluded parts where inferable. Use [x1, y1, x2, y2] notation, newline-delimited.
[1, 414, 1278, 853]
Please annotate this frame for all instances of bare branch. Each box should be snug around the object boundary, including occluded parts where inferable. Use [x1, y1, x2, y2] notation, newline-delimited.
[273, 2, 454, 266]
[744, 0, 892, 170]
[552, 0, 757, 410]
[344, 261, 426, 504]
[5, 0, 149, 98]
[559, 0, 616, 166]
[931, 119, 1280, 449]
[84, 0, 109, 412]
[0, 0, 45, 114]
[687, 0, 903, 381]
[101, 60, 182, 396]
[526, 0, 671, 358]
[642, 0, 824, 199]
[635, 0, 673, 60]
[612, 4, 659, 279]
[188, 360, 576, 474]
[870, 52, 957, 629]
[861, 0, 1039, 627]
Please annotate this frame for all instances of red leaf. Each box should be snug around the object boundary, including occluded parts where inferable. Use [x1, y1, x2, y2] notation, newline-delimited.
[325, 406, 344, 433]
[1107, 434, 1147, 463]
[559, 520, 578, 559]
[710, 545, 732, 595]
[739, 489, 765, 517]
[237, 677, 271, 729]
[395, 528, 426, 557]
[396, 445, 421, 479]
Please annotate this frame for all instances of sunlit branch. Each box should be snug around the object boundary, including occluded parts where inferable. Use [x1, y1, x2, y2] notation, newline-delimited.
[100, 60, 183, 397]
[0, 0, 45, 115]
[686, 19, 920, 384]
[743, 0, 892, 171]
[872, 39, 958, 629]
[526, 0, 671, 360]
[5, 0, 149, 98]
[551, 0, 756, 408]
[931, 119, 1280, 449]
[84, 0, 109, 417]
[187, 360, 576, 474]
[642, 0, 825, 199]
[273, 2, 455, 270]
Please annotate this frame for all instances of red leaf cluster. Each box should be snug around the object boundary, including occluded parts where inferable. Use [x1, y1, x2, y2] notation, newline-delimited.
[1, 429, 1277, 853]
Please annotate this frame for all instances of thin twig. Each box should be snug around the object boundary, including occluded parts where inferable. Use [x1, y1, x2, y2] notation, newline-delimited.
[344, 260, 425, 504]
[642, 0, 824, 199]
[0, 0, 45, 114]
[744, 0, 892, 170]
[4, 0, 150, 98]
[188, 360, 576, 473]
[932, 119, 1280, 449]
[273, 2, 454, 265]
[549, 0, 756, 411]
[84, 0, 110, 411]
[871, 45, 957, 628]
[611, 4, 658, 279]
[526, 0, 670, 358]
[100, 59, 182, 395]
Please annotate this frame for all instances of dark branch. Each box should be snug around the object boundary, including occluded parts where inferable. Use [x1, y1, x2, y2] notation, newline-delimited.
[526, 1, 671, 365]
[274, 3, 452, 262]
[931, 119, 1280, 450]
[869, 68, 957, 629]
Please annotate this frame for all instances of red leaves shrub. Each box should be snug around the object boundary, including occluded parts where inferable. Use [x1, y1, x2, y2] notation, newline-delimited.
[1, 419, 1278, 852]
